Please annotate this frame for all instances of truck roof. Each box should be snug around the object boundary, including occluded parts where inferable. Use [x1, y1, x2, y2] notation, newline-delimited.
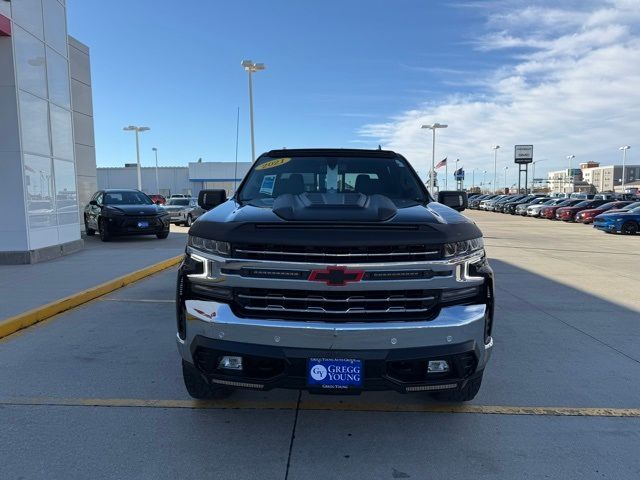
[264, 148, 398, 159]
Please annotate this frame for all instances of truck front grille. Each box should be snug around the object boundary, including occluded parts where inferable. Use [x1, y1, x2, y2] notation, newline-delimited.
[233, 288, 439, 322]
[232, 243, 441, 263]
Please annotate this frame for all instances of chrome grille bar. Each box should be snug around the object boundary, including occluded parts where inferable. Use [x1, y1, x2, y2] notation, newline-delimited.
[244, 305, 433, 314]
[237, 293, 435, 303]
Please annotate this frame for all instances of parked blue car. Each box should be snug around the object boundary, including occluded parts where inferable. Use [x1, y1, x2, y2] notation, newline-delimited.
[593, 206, 640, 234]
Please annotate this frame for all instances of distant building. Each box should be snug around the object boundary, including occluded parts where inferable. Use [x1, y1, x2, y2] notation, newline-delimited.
[547, 168, 584, 194]
[579, 161, 600, 170]
[97, 161, 252, 198]
[581, 165, 640, 192]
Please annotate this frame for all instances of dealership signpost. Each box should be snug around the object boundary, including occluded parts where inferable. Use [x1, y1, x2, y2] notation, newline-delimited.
[514, 145, 533, 193]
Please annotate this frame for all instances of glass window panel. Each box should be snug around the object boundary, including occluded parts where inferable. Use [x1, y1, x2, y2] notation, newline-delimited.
[46, 47, 71, 108]
[11, 0, 44, 39]
[0, 1, 11, 17]
[50, 104, 73, 160]
[54, 159, 78, 225]
[19, 91, 51, 156]
[14, 26, 47, 98]
[24, 154, 57, 228]
[43, 0, 67, 55]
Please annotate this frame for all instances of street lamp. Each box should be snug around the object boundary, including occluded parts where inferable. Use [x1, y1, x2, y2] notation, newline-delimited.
[152, 147, 159, 194]
[566, 155, 575, 193]
[619, 145, 630, 192]
[504, 165, 508, 192]
[241, 59, 266, 162]
[492, 145, 500, 194]
[531, 159, 545, 193]
[421, 123, 448, 194]
[123, 126, 150, 190]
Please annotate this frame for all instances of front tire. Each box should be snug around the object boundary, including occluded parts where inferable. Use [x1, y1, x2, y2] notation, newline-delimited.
[84, 217, 95, 236]
[434, 373, 483, 402]
[99, 218, 110, 242]
[621, 221, 638, 235]
[186, 214, 193, 227]
[157, 231, 169, 239]
[182, 360, 232, 400]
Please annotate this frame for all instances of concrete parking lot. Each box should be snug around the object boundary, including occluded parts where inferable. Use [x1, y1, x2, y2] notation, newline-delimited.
[1, 212, 639, 479]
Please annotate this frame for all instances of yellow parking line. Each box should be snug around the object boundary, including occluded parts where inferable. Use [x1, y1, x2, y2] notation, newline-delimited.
[2, 397, 639, 417]
[0, 255, 183, 340]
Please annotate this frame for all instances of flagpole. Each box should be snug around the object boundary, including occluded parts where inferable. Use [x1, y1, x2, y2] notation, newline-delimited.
[445, 161, 448, 190]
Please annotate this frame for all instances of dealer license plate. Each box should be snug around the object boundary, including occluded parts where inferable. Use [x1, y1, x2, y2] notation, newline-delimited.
[137, 221, 149, 228]
[307, 358, 363, 390]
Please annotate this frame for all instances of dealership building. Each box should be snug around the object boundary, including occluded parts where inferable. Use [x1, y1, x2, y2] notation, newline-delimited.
[548, 162, 640, 194]
[0, 1, 96, 264]
[97, 161, 252, 199]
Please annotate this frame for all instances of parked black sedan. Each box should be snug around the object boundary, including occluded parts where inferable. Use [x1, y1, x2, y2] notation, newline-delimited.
[84, 189, 171, 242]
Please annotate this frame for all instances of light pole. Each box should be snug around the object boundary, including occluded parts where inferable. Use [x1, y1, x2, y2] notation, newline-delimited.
[531, 159, 545, 193]
[241, 60, 266, 162]
[472, 168, 476, 191]
[619, 146, 630, 193]
[152, 147, 159, 194]
[455, 158, 460, 190]
[566, 155, 575, 193]
[421, 123, 448, 194]
[504, 166, 508, 192]
[123, 126, 150, 190]
[492, 145, 500, 194]
[482, 170, 487, 193]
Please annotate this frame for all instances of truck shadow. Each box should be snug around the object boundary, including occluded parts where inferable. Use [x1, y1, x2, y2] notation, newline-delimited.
[263, 258, 640, 410]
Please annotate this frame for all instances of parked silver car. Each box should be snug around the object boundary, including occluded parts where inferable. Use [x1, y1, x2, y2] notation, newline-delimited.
[526, 198, 564, 217]
[162, 198, 204, 226]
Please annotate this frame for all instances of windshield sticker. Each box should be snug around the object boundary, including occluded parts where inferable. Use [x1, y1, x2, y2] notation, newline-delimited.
[260, 175, 276, 195]
[256, 158, 291, 170]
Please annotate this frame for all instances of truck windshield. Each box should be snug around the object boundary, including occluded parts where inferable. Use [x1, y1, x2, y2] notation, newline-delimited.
[237, 156, 427, 206]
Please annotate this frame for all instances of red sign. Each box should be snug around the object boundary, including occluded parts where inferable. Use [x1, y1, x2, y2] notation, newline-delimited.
[0, 14, 11, 36]
[309, 266, 365, 286]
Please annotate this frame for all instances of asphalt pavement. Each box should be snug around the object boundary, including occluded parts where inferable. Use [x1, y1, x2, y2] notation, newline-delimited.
[0, 226, 188, 320]
[1, 212, 639, 479]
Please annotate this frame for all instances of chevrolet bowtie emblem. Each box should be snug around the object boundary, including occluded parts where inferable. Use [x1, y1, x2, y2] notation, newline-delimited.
[308, 266, 365, 286]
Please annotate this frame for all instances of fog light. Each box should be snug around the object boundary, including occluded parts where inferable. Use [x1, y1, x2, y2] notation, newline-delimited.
[218, 356, 243, 371]
[427, 360, 449, 373]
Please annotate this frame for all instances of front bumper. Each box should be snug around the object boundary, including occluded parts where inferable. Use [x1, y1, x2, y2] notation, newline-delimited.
[176, 300, 492, 393]
[104, 215, 170, 235]
[593, 222, 618, 232]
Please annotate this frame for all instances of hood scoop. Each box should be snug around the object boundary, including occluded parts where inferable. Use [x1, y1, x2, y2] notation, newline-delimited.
[272, 192, 397, 222]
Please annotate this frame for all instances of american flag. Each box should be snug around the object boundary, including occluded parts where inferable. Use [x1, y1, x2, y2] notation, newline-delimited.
[435, 157, 447, 169]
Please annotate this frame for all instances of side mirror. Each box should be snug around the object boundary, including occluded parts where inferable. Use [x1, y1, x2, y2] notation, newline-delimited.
[438, 191, 468, 212]
[155, 200, 161, 205]
[198, 189, 227, 211]
[89, 200, 98, 206]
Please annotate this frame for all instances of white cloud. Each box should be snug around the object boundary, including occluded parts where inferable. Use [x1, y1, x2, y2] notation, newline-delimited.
[359, 0, 640, 181]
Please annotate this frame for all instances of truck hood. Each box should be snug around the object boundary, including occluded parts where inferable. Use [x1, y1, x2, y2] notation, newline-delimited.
[189, 197, 482, 247]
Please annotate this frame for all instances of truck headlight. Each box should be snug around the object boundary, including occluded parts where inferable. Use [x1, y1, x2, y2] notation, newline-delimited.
[188, 236, 231, 256]
[444, 237, 484, 258]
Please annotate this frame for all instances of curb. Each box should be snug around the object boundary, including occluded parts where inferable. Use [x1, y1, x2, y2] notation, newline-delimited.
[0, 255, 183, 340]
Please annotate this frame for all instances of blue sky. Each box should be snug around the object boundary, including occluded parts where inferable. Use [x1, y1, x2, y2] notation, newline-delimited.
[68, 0, 640, 186]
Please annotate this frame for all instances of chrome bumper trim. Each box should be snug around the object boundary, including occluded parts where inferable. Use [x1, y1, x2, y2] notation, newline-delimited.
[177, 301, 491, 369]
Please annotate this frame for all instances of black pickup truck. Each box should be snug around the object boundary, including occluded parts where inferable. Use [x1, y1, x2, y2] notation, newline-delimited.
[176, 149, 494, 402]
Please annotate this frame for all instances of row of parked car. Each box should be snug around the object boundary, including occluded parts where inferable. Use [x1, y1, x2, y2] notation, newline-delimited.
[467, 193, 640, 235]
[83, 190, 205, 242]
